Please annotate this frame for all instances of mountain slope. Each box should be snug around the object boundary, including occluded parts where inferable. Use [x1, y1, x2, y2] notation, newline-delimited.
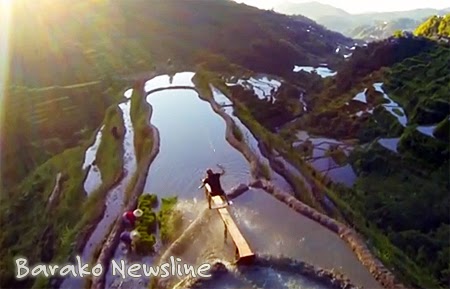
[9, 0, 352, 87]
[286, 33, 449, 288]
[414, 14, 450, 38]
[349, 18, 421, 41]
[3, 0, 353, 191]
[276, 1, 350, 19]
[275, 1, 450, 35]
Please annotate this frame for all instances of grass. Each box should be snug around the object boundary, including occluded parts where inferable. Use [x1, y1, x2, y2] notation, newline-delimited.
[1, 79, 125, 190]
[235, 102, 323, 209]
[260, 162, 272, 181]
[129, 84, 154, 164]
[0, 101, 126, 289]
[158, 197, 183, 245]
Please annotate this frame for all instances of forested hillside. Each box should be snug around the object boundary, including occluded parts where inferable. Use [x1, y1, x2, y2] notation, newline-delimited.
[275, 1, 450, 36]
[286, 33, 449, 287]
[10, 0, 351, 87]
[414, 14, 450, 38]
[3, 0, 352, 192]
[3, 2, 450, 289]
[349, 18, 421, 41]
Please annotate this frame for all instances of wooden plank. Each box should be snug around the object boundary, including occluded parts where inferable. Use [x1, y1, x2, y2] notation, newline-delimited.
[211, 195, 255, 264]
[210, 195, 228, 209]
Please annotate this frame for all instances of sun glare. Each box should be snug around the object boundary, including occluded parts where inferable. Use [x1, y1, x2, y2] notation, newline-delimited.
[0, 0, 12, 131]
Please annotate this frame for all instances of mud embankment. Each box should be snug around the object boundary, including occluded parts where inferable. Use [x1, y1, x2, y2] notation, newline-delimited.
[90, 84, 161, 289]
[154, 184, 362, 289]
[197, 82, 406, 289]
[250, 179, 407, 289]
[196, 90, 266, 180]
[92, 77, 404, 289]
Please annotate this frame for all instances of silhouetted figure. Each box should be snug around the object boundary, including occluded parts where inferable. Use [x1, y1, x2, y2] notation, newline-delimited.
[199, 166, 232, 209]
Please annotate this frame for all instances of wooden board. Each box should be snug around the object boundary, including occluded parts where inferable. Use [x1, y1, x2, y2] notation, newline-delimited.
[210, 195, 228, 209]
[211, 196, 255, 264]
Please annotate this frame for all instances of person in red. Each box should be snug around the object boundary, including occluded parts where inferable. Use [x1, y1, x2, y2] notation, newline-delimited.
[122, 211, 136, 226]
[122, 209, 143, 226]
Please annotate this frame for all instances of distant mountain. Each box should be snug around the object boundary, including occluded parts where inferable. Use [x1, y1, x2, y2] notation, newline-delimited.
[275, 1, 450, 36]
[276, 1, 350, 20]
[414, 14, 450, 39]
[349, 18, 422, 41]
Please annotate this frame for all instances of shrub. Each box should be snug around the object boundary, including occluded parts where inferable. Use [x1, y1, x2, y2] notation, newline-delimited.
[134, 194, 159, 255]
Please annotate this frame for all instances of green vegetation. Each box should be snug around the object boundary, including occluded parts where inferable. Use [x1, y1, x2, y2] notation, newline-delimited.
[414, 14, 450, 38]
[194, 70, 272, 182]
[95, 106, 125, 184]
[384, 44, 450, 126]
[134, 195, 158, 255]
[325, 145, 348, 166]
[5, 0, 350, 213]
[276, 31, 450, 288]
[195, 70, 323, 210]
[232, 123, 244, 142]
[433, 117, 449, 140]
[10, 0, 350, 89]
[3, 3, 448, 289]
[0, 104, 125, 289]
[158, 197, 182, 245]
[348, 142, 448, 287]
[129, 85, 154, 164]
[229, 81, 304, 131]
[1, 81, 123, 191]
[294, 140, 314, 158]
[195, 30, 450, 286]
[349, 18, 420, 41]
[332, 37, 436, 93]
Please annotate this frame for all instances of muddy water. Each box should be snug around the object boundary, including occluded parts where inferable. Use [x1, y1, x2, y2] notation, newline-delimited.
[61, 100, 137, 289]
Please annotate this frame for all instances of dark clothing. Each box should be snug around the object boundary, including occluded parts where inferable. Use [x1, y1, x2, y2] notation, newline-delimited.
[203, 173, 225, 196]
[120, 232, 132, 244]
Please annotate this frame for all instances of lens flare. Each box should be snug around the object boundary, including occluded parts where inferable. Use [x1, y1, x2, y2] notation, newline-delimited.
[0, 0, 12, 148]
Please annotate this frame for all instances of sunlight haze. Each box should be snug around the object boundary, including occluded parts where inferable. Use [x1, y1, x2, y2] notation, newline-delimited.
[234, 0, 450, 14]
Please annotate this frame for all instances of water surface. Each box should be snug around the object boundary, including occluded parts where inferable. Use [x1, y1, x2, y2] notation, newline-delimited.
[82, 125, 104, 195]
[62, 100, 137, 289]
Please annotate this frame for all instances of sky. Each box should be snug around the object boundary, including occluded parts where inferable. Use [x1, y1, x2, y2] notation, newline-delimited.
[234, 0, 450, 14]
